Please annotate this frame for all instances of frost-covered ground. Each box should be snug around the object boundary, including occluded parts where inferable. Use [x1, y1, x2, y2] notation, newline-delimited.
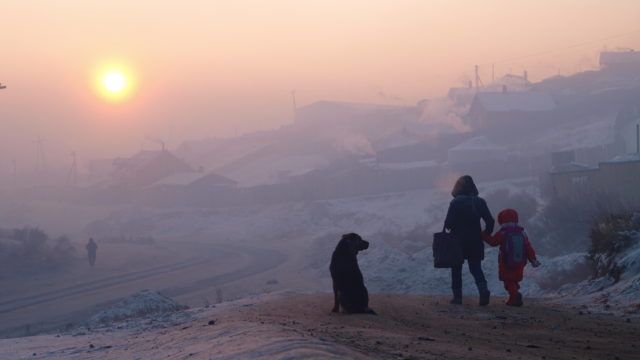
[104, 175, 638, 314]
[97, 177, 587, 303]
[3, 291, 639, 360]
[551, 237, 640, 315]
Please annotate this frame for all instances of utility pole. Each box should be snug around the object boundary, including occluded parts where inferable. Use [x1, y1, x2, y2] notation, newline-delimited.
[34, 137, 46, 172]
[66, 151, 77, 187]
[492, 64, 495, 83]
[636, 124, 640, 154]
[474, 65, 483, 90]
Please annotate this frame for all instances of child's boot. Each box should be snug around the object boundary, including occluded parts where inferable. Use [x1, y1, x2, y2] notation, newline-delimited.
[506, 292, 523, 306]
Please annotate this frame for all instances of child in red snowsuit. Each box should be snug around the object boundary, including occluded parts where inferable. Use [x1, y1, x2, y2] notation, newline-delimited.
[482, 208, 540, 306]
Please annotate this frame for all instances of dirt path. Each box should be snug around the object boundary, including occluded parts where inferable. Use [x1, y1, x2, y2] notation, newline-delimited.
[232, 294, 640, 360]
[2, 293, 638, 359]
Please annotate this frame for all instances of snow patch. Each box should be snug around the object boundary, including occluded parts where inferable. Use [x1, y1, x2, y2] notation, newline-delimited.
[88, 290, 184, 324]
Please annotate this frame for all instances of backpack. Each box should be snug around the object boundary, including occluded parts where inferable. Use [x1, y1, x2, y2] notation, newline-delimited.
[502, 226, 527, 268]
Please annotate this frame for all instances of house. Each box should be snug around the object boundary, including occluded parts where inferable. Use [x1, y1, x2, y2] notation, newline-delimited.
[142, 170, 237, 206]
[549, 154, 640, 205]
[108, 150, 194, 189]
[466, 91, 556, 129]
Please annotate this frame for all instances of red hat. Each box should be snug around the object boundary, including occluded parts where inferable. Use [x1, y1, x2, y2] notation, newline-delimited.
[497, 208, 519, 225]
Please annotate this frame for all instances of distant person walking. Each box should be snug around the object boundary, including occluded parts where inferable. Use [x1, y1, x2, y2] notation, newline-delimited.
[444, 175, 495, 305]
[86, 238, 98, 267]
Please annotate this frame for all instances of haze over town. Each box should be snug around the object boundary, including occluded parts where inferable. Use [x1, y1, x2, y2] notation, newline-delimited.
[1, 1, 640, 359]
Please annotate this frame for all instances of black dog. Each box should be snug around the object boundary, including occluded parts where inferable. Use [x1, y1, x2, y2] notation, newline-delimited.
[329, 233, 375, 314]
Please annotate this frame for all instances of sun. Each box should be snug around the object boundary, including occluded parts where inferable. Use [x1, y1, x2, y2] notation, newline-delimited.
[94, 63, 136, 102]
[103, 71, 126, 93]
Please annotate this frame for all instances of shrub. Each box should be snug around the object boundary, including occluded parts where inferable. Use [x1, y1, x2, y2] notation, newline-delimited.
[588, 210, 640, 281]
[0, 226, 77, 274]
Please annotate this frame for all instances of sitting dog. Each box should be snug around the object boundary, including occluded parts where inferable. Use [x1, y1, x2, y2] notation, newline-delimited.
[329, 233, 375, 314]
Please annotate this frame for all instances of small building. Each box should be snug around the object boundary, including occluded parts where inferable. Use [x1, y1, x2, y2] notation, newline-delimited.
[549, 154, 640, 205]
[447, 136, 508, 165]
[466, 91, 556, 129]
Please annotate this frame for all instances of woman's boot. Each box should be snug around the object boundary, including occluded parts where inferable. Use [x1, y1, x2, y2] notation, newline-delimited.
[450, 289, 462, 305]
[477, 281, 490, 306]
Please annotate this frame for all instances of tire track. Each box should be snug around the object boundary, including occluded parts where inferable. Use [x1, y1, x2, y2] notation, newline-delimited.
[0, 258, 213, 314]
[160, 246, 287, 297]
[0, 244, 285, 316]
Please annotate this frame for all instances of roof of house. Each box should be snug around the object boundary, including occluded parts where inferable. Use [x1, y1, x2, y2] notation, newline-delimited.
[602, 153, 640, 164]
[113, 150, 192, 173]
[153, 172, 206, 186]
[550, 162, 597, 174]
[151, 171, 237, 187]
[471, 91, 556, 113]
[106, 150, 194, 188]
[448, 136, 506, 152]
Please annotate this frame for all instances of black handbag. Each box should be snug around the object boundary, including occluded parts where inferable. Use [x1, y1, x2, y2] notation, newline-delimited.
[433, 227, 464, 268]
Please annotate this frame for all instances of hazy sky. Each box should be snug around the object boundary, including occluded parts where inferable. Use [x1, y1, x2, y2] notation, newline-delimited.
[1, 0, 639, 169]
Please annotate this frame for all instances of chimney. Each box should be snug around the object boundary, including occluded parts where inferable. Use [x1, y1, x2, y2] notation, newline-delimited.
[524, 70, 528, 82]
[502, 85, 507, 93]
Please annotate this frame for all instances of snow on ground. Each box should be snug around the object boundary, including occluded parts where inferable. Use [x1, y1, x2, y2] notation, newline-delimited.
[112, 177, 563, 303]
[123, 174, 640, 314]
[88, 290, 185, 324]
[551, 235, 640, 315]
[3, 293, 368, 360]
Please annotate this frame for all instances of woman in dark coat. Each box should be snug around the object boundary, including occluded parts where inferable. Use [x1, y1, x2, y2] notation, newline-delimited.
[444, 175, 495, 305]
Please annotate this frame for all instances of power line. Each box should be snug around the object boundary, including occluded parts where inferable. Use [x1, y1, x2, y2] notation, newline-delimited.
[485, 28, 640, 67]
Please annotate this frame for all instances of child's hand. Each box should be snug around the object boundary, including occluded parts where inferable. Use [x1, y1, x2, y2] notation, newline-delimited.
[530, 259, 541, 268]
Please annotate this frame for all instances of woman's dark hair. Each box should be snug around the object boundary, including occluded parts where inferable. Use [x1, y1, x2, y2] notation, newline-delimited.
[451, 175, 479, 197]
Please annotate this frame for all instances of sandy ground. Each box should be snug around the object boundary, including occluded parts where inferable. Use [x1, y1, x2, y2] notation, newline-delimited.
[2, 293, 638, 360]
